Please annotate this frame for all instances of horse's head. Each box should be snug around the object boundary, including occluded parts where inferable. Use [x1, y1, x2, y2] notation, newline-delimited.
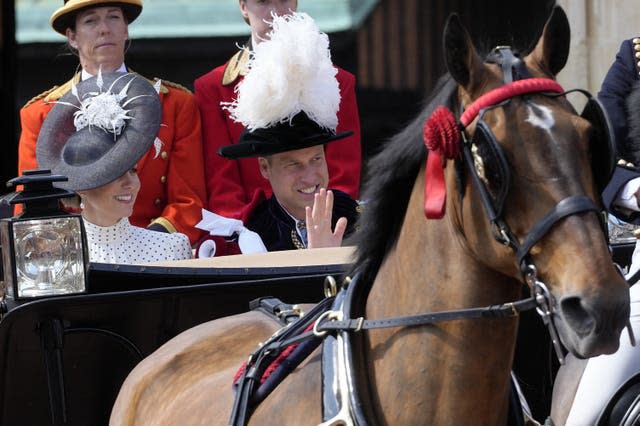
[443, 6, 629, 358]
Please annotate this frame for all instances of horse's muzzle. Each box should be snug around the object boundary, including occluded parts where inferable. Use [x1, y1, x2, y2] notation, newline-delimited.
[556, 289, 631, 358]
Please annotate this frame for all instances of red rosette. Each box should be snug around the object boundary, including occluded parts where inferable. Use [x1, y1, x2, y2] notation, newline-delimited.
[422, 107, 461, 219]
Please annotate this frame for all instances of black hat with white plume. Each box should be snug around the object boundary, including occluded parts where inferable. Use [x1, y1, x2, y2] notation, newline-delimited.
[219, 12, 353, 159]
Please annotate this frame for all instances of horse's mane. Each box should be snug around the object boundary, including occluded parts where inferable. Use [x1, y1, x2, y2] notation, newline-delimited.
[348, 74, 459, 285]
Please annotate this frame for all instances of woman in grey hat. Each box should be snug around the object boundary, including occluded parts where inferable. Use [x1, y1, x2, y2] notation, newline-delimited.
[37, 72, 192, 264]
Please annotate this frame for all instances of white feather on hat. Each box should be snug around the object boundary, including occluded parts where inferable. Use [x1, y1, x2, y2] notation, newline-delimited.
[223, 12, 341, 132]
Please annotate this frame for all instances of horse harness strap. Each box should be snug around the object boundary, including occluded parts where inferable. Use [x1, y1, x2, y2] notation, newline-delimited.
[229, 297, 335, 426]
[249, 296, 306, 326]
[228, 274, 546, 426]
[314, 296, 537, 334]
[486, 46, 532, 83]
[318, 271, 559, 426]
[515, 195, 603, 267]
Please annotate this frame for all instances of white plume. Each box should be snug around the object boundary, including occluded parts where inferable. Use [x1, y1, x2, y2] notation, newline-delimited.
[224, 12, 340, 131]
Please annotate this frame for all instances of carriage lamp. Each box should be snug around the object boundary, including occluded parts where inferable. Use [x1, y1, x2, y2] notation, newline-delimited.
[0, 170, 88, 301]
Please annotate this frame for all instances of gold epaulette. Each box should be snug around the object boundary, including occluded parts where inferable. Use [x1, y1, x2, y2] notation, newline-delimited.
[633, 37, 640, 76]
[156, 79, 191, 94]
[222, 48, 250, 86]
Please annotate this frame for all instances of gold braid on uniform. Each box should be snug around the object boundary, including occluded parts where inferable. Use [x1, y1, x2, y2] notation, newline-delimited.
[222, 48, 250, 86]
[618, 158, 636, 168]
[158, 79, 192, 93]
[633, 37, 640, 76]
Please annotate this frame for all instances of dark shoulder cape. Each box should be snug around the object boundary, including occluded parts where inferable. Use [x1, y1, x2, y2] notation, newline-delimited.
[245, 190, 359, 251]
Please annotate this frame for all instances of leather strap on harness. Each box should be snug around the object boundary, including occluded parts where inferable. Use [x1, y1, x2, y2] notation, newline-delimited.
[516, 195, 603, 268]
[486, 46, 531, 83]
[229, 297, 335, 426]
[249, 296, 305, 326]
[314, 296, 537, 334]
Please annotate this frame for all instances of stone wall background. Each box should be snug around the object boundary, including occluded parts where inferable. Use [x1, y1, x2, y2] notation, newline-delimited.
[557, 0, 640, 94]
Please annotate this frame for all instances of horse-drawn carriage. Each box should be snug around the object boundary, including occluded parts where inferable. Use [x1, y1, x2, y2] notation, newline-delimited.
[1, 4, 639, 425]
[0, 248, 353, 425]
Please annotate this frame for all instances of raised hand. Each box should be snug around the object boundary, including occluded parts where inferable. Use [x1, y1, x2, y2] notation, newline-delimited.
[306, 188, 348, 249]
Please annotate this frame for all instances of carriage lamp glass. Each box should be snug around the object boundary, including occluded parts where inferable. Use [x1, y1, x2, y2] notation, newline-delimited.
[0, 170, 89, 300]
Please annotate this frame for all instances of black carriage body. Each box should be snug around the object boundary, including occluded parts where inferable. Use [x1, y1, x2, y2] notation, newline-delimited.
[0, 249, 351, 425]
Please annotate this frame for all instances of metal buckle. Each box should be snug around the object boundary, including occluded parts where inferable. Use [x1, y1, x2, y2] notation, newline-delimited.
[524, 264, 565, 364]
[275, 304, 303, 321]
[491, 222, 511, 246]
[313, 310, 342, 338]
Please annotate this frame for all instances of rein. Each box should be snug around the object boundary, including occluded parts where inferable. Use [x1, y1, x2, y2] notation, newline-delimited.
[313, 290, 537, 335]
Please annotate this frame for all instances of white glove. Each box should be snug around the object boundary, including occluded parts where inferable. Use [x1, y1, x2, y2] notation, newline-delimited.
[196, 209, 267, 254]
[616, 177, 640, 211]
[236, 227, 268, 254]
[197, 239, 216, 258]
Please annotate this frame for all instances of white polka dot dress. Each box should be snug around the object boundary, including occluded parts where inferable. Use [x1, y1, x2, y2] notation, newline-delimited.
[83, 218, 192, 264]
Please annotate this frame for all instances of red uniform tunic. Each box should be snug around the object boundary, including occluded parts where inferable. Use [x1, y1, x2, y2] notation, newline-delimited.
[194, 49, 361, 219]
[18, 72, 207, 244]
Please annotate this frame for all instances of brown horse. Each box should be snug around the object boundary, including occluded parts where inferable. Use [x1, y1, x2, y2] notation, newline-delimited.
[110, 7, 630, 425]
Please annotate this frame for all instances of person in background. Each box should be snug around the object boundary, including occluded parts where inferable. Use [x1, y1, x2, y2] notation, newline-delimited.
[599, 37, 640, 162]
[194, 0, 361, 219]
[213, 12, 359, 252]
[18, 0, 206, 245]
[37, 72, 192, 264]
[551, 37, 640, 426]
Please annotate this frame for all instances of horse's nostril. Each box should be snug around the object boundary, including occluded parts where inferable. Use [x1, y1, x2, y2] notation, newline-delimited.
[560, 297, 595, 337]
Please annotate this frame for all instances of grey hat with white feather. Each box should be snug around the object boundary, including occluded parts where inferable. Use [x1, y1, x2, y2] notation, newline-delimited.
[36, 71, 161, 191]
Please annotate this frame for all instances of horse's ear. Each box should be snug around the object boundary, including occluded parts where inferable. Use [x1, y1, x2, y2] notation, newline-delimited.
[443, 14, 484, 90]
[528, 6, 570, 76]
